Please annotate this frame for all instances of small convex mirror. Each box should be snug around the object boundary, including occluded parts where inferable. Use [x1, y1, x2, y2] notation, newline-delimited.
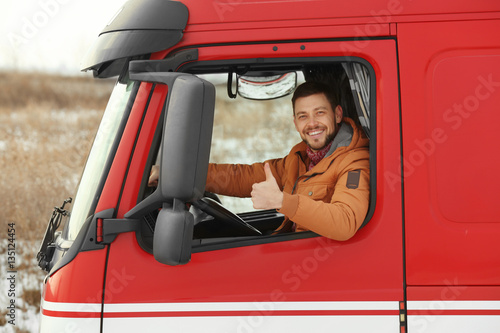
[237, 72, 297, 100]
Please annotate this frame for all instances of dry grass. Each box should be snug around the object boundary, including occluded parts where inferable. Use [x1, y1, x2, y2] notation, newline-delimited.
[0, 71, 114, 241]
[0, 72, 113, 332]
[20, 289, 40, 310]
[0, 72, 113, 111]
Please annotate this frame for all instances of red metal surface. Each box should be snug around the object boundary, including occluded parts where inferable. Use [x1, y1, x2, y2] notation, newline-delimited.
[43, 250, 108, 303]
[181, 0, 500, 29]
[398, 19, 500, 286]
[407, 286, 500, 301]
[95, 82, 154, 214]
[104, 39, 404, 305]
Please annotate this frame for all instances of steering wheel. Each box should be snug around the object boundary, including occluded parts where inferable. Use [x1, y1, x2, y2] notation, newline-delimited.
[192, 197, 262, 238]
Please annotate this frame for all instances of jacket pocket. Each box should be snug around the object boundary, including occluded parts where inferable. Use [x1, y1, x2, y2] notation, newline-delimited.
[296, 183, 333, 202]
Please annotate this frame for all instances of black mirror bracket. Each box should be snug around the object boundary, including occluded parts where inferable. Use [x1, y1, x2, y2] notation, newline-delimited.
[98, 217, 141, 245]
[129, 49, 199, 75]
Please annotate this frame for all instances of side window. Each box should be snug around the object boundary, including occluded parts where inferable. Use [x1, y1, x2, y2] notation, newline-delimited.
[207, 75, 301, 213]
[137, 59, 374, 252]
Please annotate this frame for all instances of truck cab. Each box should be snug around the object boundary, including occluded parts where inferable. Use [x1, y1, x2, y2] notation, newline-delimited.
[37, 0, 500, 332]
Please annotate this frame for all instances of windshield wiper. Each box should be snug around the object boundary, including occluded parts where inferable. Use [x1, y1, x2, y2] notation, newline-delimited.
[37, 198, 72, 272]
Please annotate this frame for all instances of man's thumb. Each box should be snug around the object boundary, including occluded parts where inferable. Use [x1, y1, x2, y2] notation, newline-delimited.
[264, 163, 275, 182]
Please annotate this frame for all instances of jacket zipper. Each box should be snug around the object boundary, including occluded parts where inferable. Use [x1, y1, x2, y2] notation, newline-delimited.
[291, 151, 334, 194]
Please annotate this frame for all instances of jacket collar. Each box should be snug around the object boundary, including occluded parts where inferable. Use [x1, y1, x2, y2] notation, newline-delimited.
[325, 121, 354, 158]
[291, 117, 368, 174]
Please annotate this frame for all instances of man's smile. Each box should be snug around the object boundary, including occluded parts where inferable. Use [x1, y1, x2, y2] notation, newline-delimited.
[307, 128, 325, 138]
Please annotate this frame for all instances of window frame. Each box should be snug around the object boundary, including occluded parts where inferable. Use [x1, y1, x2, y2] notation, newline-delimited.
[134, 56, 377, 254]
[62, 79, 140, 241]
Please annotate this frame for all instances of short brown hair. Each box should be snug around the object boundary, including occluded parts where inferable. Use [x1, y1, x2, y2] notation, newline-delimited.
[292, 81, 338, 114]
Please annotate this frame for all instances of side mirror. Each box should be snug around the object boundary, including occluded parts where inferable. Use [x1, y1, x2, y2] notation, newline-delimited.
[126, 71, 215, 265]
[154, 200, 194, 265]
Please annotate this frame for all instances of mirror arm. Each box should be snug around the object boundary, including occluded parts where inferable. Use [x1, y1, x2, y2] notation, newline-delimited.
[100, 218, 141, 244]
[129, 49, 199, 75]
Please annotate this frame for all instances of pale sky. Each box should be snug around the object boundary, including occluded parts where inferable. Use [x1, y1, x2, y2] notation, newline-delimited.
[1, 0, 127, 76]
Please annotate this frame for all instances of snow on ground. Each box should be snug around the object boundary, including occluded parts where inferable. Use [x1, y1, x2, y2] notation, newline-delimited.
[0, 239, 44, 332]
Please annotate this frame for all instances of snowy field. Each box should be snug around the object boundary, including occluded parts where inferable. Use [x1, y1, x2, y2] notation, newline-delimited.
[0, 239, 44, 332]
[0, 72, 113, 332]
[0, 72, 299, 332]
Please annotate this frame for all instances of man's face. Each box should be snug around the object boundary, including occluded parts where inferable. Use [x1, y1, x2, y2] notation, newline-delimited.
[293, 93, 343, 152]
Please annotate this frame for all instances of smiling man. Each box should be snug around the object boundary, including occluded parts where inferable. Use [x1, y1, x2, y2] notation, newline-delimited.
[203, 81, 371, 241]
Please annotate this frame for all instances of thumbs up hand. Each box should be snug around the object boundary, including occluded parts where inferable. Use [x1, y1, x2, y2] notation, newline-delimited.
[251, 163, 284, 210]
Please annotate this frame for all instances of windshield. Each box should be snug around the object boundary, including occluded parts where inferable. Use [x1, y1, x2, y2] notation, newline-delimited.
[65, 80, 136, 240]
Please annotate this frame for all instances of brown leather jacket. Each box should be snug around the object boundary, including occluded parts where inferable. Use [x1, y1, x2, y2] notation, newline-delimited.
[205, 117, 370, 241]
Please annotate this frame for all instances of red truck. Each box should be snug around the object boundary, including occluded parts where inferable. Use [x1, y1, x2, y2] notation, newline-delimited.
[36, 0, 500, 331]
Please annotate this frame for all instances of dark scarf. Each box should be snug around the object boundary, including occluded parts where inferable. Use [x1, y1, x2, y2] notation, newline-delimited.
[306, 140, 334, 170]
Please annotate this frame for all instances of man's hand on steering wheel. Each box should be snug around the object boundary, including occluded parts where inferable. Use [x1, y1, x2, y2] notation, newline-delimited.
[148, 165, 160, 187]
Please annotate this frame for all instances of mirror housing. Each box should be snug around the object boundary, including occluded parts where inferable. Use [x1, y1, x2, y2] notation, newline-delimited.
[158, 76, 214, 202]
[126, 71, 215, 265]
[154, 200, 194, 265]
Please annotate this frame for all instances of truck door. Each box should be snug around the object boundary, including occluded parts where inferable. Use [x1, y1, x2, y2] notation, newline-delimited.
[101, 39, 404, 332]
[398, 19, 500, 331]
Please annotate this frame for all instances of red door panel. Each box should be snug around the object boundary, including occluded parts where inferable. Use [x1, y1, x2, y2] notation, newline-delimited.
[103, 39, 403, 331]
[399, 19, 500, 286]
